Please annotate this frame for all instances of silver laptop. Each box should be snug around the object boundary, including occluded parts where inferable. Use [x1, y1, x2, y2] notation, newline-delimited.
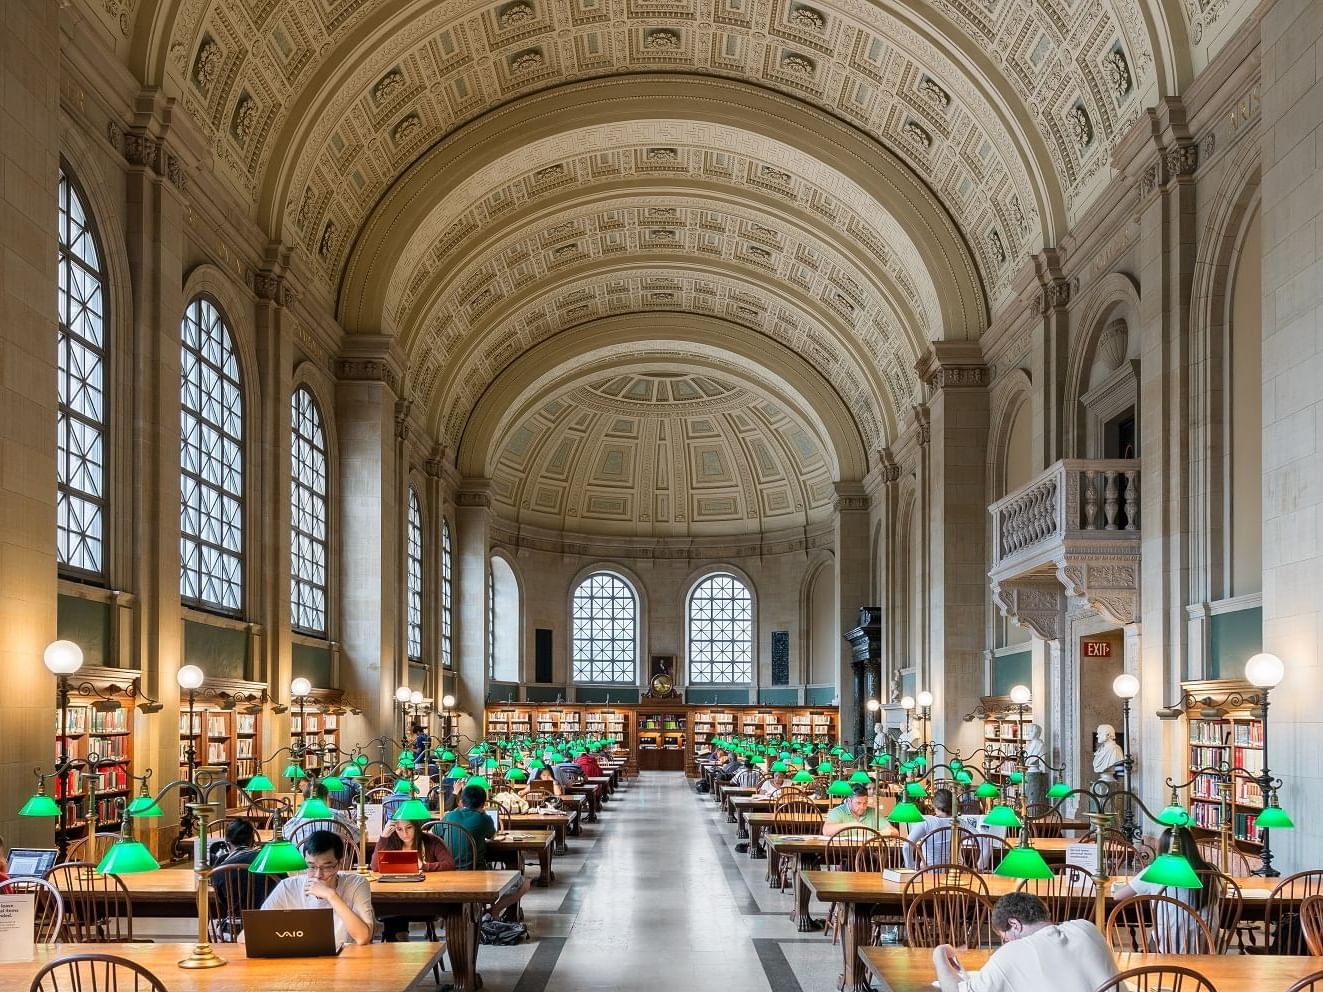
[241, 908, 341, 958]
[6, 848, 58, 878]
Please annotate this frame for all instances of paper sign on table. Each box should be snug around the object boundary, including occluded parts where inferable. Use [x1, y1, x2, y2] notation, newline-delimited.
[0, 895, 35, 963]
[364, 802, 385, 842]
[1065, 843, 1100, 873]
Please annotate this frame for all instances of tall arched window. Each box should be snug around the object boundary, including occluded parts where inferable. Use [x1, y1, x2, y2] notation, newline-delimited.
[406, 487, 423, 661]
[290, 387, 328, 635]
[688, 573, 753, 683]
[441, 519, 454, 668]
[489, 556, 519, 681]
[57, 170, 108, 577]
[180, 297, 243, 612]
[572, 573, 638, 683]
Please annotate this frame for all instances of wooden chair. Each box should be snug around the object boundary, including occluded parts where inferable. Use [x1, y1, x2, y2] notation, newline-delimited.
[1194, 837, 1259, 876]
[1016, 865, 1098, 923]
[1104, 894, 1217, 954]
[1253, 870, 1323, 955]
[822, 827, 879, 944]
[959, 832, 1012, 871]
[1091, 965, 1217, 992]
[29, 953, 168, 992]
[771, 798, 824, 890]
[902, 863, 989, 901]
[1203, 871, 1243, 955]
[856, 835, 913, 872]
[903, 885, 994, 948]
[0, 877, 64, 942]
[285, 819, 358, 870]
[208, 862, 272, 942]
[46, 863, 138, 943]
[914, 825, 957, 868]
[244, 797, 292, 829]
[62, 832, 121, 866]
[1081, 829, 1153, 875]
[431, 820, 483, 869]
[1286, 973, 1323, 992]
[1024, 805, 1064, 838]
[1299, 894, 1323, 955]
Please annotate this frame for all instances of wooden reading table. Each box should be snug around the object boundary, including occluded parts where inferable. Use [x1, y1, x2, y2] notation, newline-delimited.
[501, 810, 578, 853]
[489, 829, 556, 887]
[0, 942, 449, 992]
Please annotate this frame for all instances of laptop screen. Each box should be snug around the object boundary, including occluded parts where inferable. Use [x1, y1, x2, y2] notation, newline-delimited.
[484, 809, 500, 833]
[7, 849, 58, 878]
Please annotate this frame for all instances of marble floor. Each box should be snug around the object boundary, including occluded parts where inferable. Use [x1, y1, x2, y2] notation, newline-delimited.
[142, 772, 843, 990]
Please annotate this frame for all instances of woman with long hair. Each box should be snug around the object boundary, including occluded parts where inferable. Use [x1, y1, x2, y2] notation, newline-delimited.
[371, 816, 456, 941]
[1113, 825, 1217, 952]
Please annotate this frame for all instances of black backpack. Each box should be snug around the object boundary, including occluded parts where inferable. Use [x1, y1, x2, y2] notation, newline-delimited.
[479, 917, 528, 945]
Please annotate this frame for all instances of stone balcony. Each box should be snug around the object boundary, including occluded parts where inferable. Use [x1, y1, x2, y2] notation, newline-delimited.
[988, 459, 1141, 639]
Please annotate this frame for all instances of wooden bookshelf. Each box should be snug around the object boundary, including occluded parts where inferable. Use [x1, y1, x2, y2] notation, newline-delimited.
[1182, 679, 1266, 850]
[56, 697, 134, 847]
[180, 696, 265, 807]
[977, 695, 1029, 784]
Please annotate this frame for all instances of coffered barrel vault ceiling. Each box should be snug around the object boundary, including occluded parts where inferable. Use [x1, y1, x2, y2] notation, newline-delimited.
[93, 0, 1247, 533]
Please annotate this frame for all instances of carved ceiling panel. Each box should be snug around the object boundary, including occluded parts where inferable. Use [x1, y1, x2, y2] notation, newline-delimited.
[155, 0, 1160, 301]
[488, 370, 836, 536]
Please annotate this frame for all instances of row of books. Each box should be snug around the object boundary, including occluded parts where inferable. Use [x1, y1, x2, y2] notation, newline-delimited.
[1232, 722, 1265, 747]
[1189, 719, 1230, 745]
[56, 765, 130, 796]
[57, 707, 130, 735]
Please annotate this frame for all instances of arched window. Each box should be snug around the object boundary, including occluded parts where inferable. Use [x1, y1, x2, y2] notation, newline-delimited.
[441, 519, 454, 668]
[290, 387, 328, 635]
[180, 297, 243, 612]
[489, 556, 519, 681]
[572, 573, 638, 683]
[687, 573, 753, 684]
[57, 170, 108, 576]
[406, 487, 423, 661]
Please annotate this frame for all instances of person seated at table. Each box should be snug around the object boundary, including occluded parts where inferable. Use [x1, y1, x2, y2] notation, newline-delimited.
[257, 829, 376, 946]
[823, 783, 895, 836]
[574, 749, 604, 779]
[284, 782, 361, 841]
[757, 770, 787, 799]
[210, 819, 284, 928]
[717, 750, 742, 781]
[553, 758, 586, 788]
[371, 816, 456, 942]
[731, 758, 763, 788]
[439, 786, 531, 920]
[903, 787, 955, 867]
[531, 766, 564, 797]
[934, 892, 1118, 992]
[1111, 825, 1216, 952]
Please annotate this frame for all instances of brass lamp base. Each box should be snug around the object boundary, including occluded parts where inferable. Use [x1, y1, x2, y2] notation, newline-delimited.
[178, 944, 226, 969]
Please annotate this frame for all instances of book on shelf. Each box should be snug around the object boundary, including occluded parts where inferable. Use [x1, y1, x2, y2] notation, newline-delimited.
[236, 738, 255, 758]
[304, 715, 320, 733]
[60, 706, 89, 736]
[179, 714, 202, 735]
[89, 708, 128, 733]
[323, 714, 338, 731]
[1189, 720, 1229, 745]
[1232, 722, 1264, 747]
[206, 715, 228, 737]
[236, 714, 257, 735]
[290, 716, 302, 734]
[89, 735, 127, 759]
[206, 742, 228, 763]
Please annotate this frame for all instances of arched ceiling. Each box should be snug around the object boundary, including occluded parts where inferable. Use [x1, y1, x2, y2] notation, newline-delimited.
[90, 0, 1235, 535]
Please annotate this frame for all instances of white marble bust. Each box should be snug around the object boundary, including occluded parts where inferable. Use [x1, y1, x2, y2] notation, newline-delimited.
[1092, 723, 1125, 781]
[1023, 722, 1046, 771]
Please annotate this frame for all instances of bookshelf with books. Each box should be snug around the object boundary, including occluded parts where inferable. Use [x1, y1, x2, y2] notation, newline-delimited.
[54, 696, 134, 847]
[179, 698, 266, 806]
[485, 705, 534, 739]
[976, 696, 1030, 783]
[1181, 679, 1267, 851]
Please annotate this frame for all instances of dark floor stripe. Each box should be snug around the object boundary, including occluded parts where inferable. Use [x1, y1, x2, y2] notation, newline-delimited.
[753, 937, 808, 992]
[706, 816, 772, 916]
[510, 936, 568, 992]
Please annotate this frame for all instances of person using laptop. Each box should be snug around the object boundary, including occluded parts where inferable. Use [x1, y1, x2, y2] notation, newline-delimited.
[258, 829, 375, 946]
[0, 834, 8, 883]
[440, 785, 531, 921]
[371, 817, 455, 942]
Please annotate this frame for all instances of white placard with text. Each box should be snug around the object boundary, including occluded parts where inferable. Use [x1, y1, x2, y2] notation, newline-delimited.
[0, 895, 35, 963]
[1066, 843, 1101, 873]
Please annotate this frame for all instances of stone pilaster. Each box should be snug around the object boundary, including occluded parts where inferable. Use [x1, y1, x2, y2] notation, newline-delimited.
[916, 342, 990, 752]
[455, 482, 493, 743]
[834, 481, 872, 746]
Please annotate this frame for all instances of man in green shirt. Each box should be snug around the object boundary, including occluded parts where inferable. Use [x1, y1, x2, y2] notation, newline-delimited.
[822, 783, 894, 835]
[440, 784, 497, 868]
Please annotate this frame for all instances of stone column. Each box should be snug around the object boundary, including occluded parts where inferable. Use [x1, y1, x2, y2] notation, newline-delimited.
[1260, 0, 1323, 872]
[0, 0, 59, 847]
[918, 343, 990, 754]
[455, 484, 492, 745]
[335, 343, 402, 741]
[834, 481, 872, 746]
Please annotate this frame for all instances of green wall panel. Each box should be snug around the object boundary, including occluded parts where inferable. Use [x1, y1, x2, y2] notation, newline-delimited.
[292, 643, 333, 688]
[183, 620, 247, 681]
[58, 595, 111, 668]
[993, 650, 1032, 697]
[1210, 607, 1262, 679]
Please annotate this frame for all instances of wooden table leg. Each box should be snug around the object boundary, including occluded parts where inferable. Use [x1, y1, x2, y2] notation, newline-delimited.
[793, 855, 822, 932]
[736, 810, 749, 837]
[439, 902, 482, 992]
[553, 823, 568, 855]
[535, 846, 554, 887]
[837, 902, 873, 992]
[750, 821, 766, 859]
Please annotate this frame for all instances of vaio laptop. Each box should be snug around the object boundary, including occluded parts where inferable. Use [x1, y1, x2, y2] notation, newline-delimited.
[241, 908, 341, 958]
[375, 849, 424, 883]
[6, 848, 58, 878]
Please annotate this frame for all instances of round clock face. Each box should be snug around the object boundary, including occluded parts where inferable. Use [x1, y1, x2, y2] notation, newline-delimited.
[651, 673, 674, 695]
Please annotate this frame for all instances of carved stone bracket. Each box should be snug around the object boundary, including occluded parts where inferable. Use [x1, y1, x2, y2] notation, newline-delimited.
[457, 490, 492, 509]
[253, 269, 296, 307]
[916, 341, 987, 389]
[337, 357, 401, 393]
[1035, 277, 1074, 315]
[990, 574, 1065, 642]
[116, 127, 188, 192]
[1057, 557, 1139, 626]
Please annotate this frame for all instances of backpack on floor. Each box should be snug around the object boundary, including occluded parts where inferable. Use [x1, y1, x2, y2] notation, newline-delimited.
[479, 918, 528, 945]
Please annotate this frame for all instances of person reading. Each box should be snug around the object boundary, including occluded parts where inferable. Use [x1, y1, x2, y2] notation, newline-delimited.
[371, 817, 455, 942]
[1112, 825, 1217, 952]
[822, 783, 894, 836]
[933, 892, 1118, 992]
[904, 787, 954, 867]
[257, 829, 375, 946]
[210, 819, 284, 927]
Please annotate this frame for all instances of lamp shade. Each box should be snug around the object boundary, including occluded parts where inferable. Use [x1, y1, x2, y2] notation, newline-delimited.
[282, 764, 307, 780]
[95, 838, 160, 875]
[1047, 781, 1072, 799]
[127, 795, 163, 817]
[397, 752, 417, 770]
[1009, 771, 1024, 785]
[792, 770, 814, 784]
[1139, 853, 1204, 889]
[442, 694, 455, 708]
[250, 838, 308, 874]
[19, 793, 61, 817]
[43, 639, 85, 675]
[827, 780, 853, 798]
[395, 685, 412, 703]
[507, 768, 528, 782]
[299, 796, 333, 819]
[245, 773, 276, 791]
[983, 804, 1022, 829]
[848, 771, 871, 785]
[871, 754, 893, 766]
[900, 695, 915, 710]
[912, 755, 928, 769]
[916, 690, 934, 708]
[1112, 673, 1140, 699]
[291, 677, 312, 697]
[176, 664, 205, 690]
[391, 798, 433, 821]
[1256, 804, 1294, 829]
[771, 761, 789, 773]
[440, 750, 456, 762]
[340, 764, 361, 780]
[975, 782, 1000, 799]
[1157, 803, 1191, 826]
[994, 846, 1054, 880]
[888, 801, 925, 824]
[1009, 684, 1031, 706]
[466, 775, 491, 790]
[866, 698, 881, 712]
[1245, 652, 1285, 689]
[320, 774, 345, 792]
[410, 691, 424, 706]
[955, 770, 974, 786]
[905, 781, 929, 798]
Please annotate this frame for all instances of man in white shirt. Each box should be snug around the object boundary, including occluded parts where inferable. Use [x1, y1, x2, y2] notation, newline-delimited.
[257, 829, 376, 946]
[933, 892, 1118, 992]
[756, 771, 787, 798]
[903, 788, 954, 867]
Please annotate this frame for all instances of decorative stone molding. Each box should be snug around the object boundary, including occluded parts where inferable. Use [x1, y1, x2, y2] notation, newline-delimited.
[990, 575, 1065, 642]
[252, 269, 296, 307]
[1166, 142, 1199, 178]
[1067, 105, 1093, 152]
[394, 398, 413, 442]
[877, 448, 901, 484]
[916, 342, 987, 389]
[918, 77, 950, 108]
[912, 404, 931, 448]
[193, 39, 220, 94]
[373, 68, 405, 102]
[457, 490, 493, 508]
[1057, 559, 1138, 626]
[337, 357, 401, 392]
[1102, 49, 1131, 102]
[117, 128, 189, 192]
[1136, 162, 1161, 198]
[1036, 277, 1073, 315]
[833, 491, 870, 513]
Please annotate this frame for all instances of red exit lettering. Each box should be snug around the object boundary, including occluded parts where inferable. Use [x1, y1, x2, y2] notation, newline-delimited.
[1083, 641, 1112, 658]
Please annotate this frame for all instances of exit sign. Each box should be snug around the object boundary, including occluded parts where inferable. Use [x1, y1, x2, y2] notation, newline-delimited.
[1083, 641, 1112, 658]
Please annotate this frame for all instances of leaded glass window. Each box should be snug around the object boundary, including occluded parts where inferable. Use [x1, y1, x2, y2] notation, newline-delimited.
[572, 573, 638, 683]
[290, 387, 328, 635]
[687, 573, 753, 683]
[406, 487, 423, 661]
[441, 519, 453, 668]
[57, 171, 107, 576]
[180, 297, 243, 612]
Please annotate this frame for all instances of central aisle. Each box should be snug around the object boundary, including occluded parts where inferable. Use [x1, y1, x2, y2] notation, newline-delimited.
[530, 771, 833, 992]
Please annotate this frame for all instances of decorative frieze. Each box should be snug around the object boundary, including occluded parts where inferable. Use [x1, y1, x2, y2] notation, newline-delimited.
[115, 128, 188, 193]
[337, 357, 401, 393]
